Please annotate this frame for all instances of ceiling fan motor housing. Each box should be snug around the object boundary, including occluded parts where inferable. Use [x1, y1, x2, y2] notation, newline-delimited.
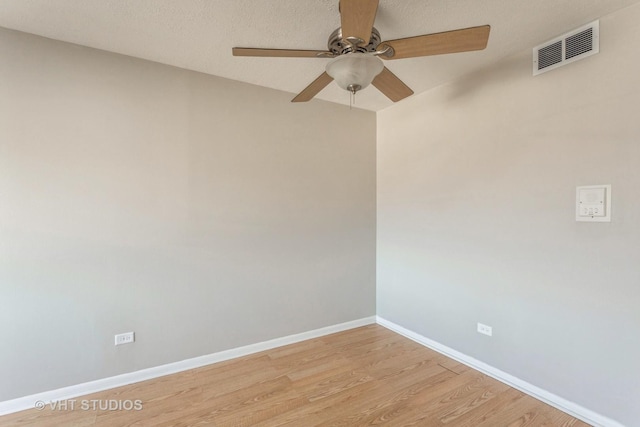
[328, 27, 382, 55]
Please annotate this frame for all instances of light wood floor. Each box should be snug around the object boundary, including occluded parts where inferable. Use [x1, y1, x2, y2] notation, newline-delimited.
[1, 325, 591, 426]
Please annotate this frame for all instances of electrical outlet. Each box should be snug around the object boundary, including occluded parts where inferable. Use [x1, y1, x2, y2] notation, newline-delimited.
[477, 323, 492, 337]
[115, 332, 135, 346]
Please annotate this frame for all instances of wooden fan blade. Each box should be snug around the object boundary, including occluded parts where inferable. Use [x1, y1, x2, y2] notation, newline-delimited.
[291, 72, 334, 102]
[372, 67, 414, 102]
[340, 0, 379, 46]
[379, 25, 490, 60]
[233, 47, 332, 58]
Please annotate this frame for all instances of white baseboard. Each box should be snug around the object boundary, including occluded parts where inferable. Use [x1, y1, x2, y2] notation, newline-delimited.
[376, 316, 624, 427]
[0, 316, 376, 416]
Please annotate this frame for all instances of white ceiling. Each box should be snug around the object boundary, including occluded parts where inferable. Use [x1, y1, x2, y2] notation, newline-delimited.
[1, 0, 639, 111]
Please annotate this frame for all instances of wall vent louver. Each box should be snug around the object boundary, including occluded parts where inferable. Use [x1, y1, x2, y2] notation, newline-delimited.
[533, 20, 599, 76]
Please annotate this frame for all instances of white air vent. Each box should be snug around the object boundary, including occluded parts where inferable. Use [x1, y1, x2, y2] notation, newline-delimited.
[533, 20, 599, 76]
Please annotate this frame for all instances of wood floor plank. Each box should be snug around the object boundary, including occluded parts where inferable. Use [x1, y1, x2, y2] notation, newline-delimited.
[358, 371, 495, 426]
[436, 379, 512, 424]
[447, 387, 526, 427]
[0, 325, 592, 426]
[316, 370, 460, 426]
[438, 357, 473, 375]
[473, 393, 553, 427]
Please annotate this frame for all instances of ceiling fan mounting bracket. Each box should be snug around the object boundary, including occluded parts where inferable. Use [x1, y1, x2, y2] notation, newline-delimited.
[327, 27, 382, 55]
[375, 44, 394, 58]
[345, 36, 365, 48]
[316, 52, 337, 58]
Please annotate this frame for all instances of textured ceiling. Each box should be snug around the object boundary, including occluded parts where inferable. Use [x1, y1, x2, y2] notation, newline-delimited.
[1, 0, 639, 111]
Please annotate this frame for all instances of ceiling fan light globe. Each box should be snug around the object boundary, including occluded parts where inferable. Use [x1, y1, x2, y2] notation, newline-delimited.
[325, 53, 384, 92]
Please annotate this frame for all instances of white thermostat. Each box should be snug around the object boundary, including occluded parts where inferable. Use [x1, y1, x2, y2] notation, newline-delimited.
[576, 185, 611, 222]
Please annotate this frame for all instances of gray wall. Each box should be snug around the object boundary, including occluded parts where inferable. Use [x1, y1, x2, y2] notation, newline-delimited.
[0, 27, 376, 400]
[377, 4, 640, 426]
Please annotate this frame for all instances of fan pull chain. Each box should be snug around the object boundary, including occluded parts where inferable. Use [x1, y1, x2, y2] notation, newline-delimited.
[349, 88, 357, 109]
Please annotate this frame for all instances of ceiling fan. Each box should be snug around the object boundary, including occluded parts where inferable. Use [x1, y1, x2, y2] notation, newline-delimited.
[233, 0, 490, 103]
